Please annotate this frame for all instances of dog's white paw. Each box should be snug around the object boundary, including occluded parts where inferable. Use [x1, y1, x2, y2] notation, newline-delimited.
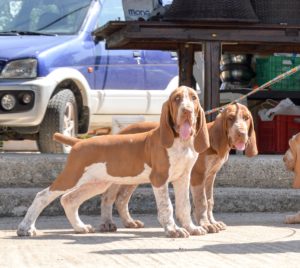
[165, 225, 190, 238]
[17, 225, 37, 237]
[186, 225, 207, 236]
[123, 219, 144, 229]
[201, 223, 219, 233]
[212, 221, 227, 231]
[74, 224, 95, 234]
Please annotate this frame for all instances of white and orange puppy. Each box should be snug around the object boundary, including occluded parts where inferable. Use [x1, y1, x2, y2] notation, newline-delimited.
[17, 86, 210, 238]
[283, 132, 300, 224]
[56, 103, 257, 234]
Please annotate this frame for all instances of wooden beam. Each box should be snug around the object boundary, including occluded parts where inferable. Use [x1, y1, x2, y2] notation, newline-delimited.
[101, 41, 300, 54]
[96, 21, 300, 50]
[178, 44, 196, 88]
[203, 41, 221, 122]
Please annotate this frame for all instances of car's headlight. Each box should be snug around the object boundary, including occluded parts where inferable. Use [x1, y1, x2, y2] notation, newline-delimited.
[0, 59, 37, 79]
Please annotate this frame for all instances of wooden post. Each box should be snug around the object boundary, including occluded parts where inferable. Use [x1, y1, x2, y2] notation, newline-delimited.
[203, 41, 221, 122]
[178, 43, 196, 89]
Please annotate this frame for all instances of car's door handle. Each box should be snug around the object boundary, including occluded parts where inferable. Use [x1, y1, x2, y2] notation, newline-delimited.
[133, 51, 141, 58]
[170, 51, 178, 60]
[133, 51, 141, 64]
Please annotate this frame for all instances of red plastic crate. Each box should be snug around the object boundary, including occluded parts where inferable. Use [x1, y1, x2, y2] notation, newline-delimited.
[257, 115, 300, 154]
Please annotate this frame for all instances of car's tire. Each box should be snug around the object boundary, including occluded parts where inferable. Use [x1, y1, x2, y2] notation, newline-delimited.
[38, 89, 78, 153]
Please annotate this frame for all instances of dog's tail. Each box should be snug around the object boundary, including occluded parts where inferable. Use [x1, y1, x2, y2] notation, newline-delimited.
[53, 122, 158, 147]
[119, 121, 158, 134]
[53, 133, 80, 146]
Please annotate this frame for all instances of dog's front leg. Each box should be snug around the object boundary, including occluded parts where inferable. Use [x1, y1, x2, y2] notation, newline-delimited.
[190, 183, 210, 230]
[173, 178, 206, 236]
[206, 174, 226, 232]
[152, 183, 189, 238]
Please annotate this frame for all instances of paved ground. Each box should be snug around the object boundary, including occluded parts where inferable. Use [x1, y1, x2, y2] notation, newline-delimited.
[0, 213, 299, 268]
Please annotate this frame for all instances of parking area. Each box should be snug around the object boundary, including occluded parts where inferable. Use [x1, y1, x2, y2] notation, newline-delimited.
[0, 212, 299, 268]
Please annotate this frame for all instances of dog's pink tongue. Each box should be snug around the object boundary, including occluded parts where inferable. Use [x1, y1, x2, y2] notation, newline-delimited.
[180, 121, 191, 140]
[235, 142, 246, 151]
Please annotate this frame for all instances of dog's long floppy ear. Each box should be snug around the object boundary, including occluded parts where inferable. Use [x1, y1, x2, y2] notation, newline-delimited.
[194, 106, 209, 153]
[245, 113, 258, 157]
[160, 101, 175, 148]
[286, 137, 297, 171]
[209, 111, 228, 156]
[292, 136, 300, 188]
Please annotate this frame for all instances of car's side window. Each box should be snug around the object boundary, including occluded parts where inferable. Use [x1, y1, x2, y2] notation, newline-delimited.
[98, 0, 124, 27]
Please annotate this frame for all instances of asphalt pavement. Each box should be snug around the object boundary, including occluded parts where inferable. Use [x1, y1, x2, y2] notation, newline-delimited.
[0, 212, 299, 268]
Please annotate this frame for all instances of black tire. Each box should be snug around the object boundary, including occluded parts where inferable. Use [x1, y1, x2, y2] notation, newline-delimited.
[38, 89, 78, 153]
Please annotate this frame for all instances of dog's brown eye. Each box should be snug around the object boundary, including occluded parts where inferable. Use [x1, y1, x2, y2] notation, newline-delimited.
[174, 96, 181, 103]
[243, 115, 249, 120]
[191, 95, 197, 101]
[228, 116, 235, 122]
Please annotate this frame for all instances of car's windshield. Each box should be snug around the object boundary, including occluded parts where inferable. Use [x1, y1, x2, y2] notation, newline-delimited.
[0, 0, 92, 35]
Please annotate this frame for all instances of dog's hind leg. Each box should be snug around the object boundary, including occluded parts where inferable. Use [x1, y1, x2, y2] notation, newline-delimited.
[100, 184, 121, 232]
[17, 187, 64, 236]
[100, 184, 142, 232]
[61, 182, 112, 233]
[115, 185, 144, 228]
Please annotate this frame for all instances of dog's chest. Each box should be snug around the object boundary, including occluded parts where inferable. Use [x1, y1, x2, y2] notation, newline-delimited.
[205, 152, 229, 175]
[167, 138, 198, 182]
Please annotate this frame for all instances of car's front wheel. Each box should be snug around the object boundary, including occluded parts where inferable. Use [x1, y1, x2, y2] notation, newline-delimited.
[38, 89, 78, 153]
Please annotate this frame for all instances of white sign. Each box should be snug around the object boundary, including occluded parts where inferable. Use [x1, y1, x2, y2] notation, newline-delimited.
[122, 0, 162, 21]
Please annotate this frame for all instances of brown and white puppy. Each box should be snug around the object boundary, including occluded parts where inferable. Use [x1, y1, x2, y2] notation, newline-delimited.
[191, 103, 257, 233]
[57, 103, 257, 233]
[283, 132, 300, 224]
[17, 86, 210, 238]
[54, 121, 158, 232]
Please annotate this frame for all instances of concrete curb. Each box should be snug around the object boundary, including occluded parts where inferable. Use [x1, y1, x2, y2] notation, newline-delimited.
[0, 154, 293, 188]
[0, 153, 297, 217]
[1, 187, 299, 217]
[218, 155, 293, 188]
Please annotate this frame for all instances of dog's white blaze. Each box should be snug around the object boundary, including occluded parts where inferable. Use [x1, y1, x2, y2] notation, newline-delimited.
[232, 118, 247, 133]
[177, 86, 196, 125]
[228, 116, 248, 145]
[77, 163, 152, 186]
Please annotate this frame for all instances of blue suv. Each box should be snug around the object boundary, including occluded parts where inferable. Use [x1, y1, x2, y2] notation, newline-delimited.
[0, 0, 178, 153]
